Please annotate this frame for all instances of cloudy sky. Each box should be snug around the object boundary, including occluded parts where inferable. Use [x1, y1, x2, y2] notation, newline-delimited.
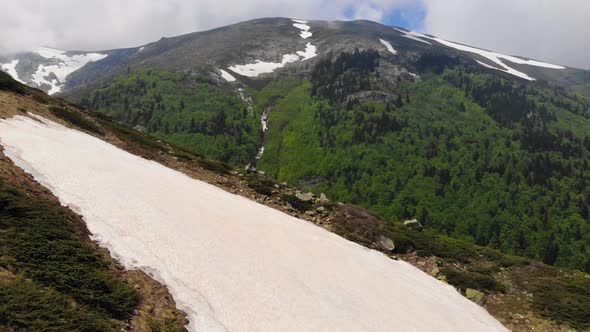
[1, 0, 588, 68]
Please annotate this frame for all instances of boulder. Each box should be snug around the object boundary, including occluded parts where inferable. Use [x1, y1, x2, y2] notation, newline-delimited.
[403, 219, 424, 231]
[377, 235, 395, 252]
[305, 210, 316, 216]
[296, 192, 315, 202]
[466, 288, 485, 305]
[319, 193, 329, 204]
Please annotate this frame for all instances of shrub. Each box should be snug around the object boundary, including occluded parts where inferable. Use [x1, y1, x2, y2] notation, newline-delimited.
[0, 71, 25, 94]
[48, 106, 104, 135]
[0, 182, 139, 322]
[197, 159, 232, 175]
[442, 268, 507, 293]
[281, 194, 312, 211]
[532, 277, 590, 329]
[247, 177, 275, 196]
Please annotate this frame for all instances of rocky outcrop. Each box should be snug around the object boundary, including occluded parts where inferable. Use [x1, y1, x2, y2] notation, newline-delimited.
[403, 219, 424, 231]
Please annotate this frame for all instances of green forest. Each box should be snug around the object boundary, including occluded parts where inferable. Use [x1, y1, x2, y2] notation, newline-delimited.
[85, 69, 260, 164]
[251, 64, 590, 272]
[79, 52, 590, 273]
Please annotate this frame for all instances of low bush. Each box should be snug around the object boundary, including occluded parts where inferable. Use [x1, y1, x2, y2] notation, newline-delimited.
[281, 194, 312, 212]
[48, 106, 104, 135]
[0, 71, 25, 94]
[442, 268, 507, 293]
[247, 177, 275, 195]
[532, 276, 590, 329]
[197, 159, 232, 175]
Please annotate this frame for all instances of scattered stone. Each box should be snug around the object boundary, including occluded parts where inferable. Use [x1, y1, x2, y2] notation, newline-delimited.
[319, 193, 329, 204]
[280, 182, 287, 187]
[377, 235, 395, 252]
[244, 163, 256, 173]
[285, 202, 294, 211]
[257, 170, 266, 176]
[403, 219, 424, 231]
[296, 192, 315, 202]
[316, 206, 326, 212]
[437, 274, 448, 283]
[431, 266, 440, 276]
[274, 184, 280, 189]
[305, 210, 316, 216]
[466, 288, 486, 305]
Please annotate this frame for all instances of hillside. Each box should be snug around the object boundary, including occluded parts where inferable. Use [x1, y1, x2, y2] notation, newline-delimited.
[1, 71, 590, 331]
[17, 18, 588, 274]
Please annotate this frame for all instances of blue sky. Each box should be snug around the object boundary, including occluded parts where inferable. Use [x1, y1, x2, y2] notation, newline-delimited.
[378, 6, 426, 30]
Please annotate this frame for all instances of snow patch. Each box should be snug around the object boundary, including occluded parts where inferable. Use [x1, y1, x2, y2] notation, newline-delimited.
[32, 47, 108, 94]
[0, 115, 509, 332]
[228, 54, 301, 77]
[293, 22, 312, 39]
[394, 27, 565, 81]
[296, 42, 317, 60]
[394, 28, 432, 45]
[137, 46, 145, 53]
[0, 60, 23, 83]
[379, 39, 397, 55]
[219, 69, 236, 82]
[420, 36, 565, 81]
[227, 19, 317, 78]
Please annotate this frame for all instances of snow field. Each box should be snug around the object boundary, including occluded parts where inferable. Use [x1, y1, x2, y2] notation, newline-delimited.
[0, 115, 509, 332]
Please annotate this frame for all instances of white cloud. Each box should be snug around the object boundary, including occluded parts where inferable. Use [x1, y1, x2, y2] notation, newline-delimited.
[420, 0, 590, 69]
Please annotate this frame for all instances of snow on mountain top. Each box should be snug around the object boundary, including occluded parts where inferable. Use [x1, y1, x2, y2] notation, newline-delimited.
[228, 19, 317, 78]
[394, 27, 565, 81]
[0, 60, 23, 83]
[395, 28, 432, 45]
[0, 114, 509, 332]
[422, 35, 565, 81]
[30, 47, 108, 94]
[219, 69, 236, 82]
[379, 39, 397, 55]
[296, 42, 317, 60]
[293, 22, 312, 39]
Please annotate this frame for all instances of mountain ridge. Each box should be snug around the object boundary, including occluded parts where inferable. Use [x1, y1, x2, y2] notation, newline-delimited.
[1, 17, 587, 97]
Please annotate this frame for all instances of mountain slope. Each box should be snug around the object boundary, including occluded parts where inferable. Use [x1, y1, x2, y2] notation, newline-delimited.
[2, 18, 588, 96]
[0, 72, 511, 332]
[27, 18, 590, 274]
[2, 73, 590, 331]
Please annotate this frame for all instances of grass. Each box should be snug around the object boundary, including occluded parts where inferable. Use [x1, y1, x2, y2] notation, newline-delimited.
[0, 180, 139, 330]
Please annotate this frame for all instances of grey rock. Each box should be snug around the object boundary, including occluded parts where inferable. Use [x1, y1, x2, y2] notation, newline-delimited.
[319, 193, 329, 204]
[296, 192, 315, 202]
[403, 219, 424, 231]
[377, 235, 395, 252]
